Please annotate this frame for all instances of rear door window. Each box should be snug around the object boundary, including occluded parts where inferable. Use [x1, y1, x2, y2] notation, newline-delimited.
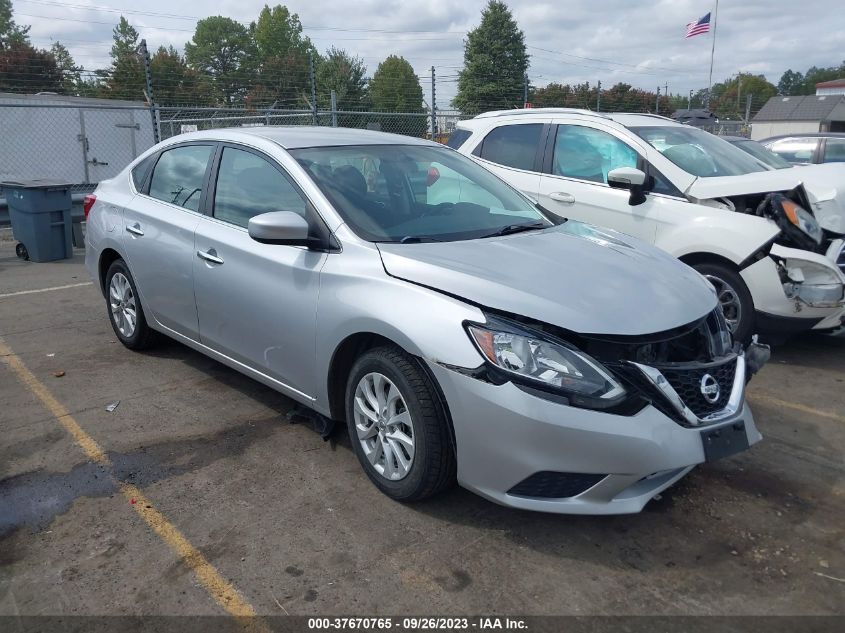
[148, 145, 214, 211]
[477, 124, 543, 171]
[767, 138, 818, 164]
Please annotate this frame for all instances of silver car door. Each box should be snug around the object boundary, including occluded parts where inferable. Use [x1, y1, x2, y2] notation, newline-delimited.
[121, 143, 215, 339]
[193, 144, 327, 398]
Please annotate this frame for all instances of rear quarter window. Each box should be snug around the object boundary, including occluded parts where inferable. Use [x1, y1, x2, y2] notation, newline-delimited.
[446, 128, 472, 149]
[130, 154, 156, 192]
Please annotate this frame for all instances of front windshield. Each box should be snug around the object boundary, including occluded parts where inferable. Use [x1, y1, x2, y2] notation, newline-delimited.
[731, 139, 793, 170]
[631, 126, 769, 178]
[289, 144, 554, 242]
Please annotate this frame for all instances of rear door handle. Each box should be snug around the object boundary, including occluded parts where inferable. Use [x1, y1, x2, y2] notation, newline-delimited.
[197, 249, 224, 265]
[549, 192, 576, 204]
[126, 223, 144, 236]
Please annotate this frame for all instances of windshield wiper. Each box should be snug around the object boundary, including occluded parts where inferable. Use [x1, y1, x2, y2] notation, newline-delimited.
[481, 222, 547, 239]
[398, 235, 444, 244]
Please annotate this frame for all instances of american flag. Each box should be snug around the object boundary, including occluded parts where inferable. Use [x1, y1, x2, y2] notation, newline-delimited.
[685, 12, 711, 38]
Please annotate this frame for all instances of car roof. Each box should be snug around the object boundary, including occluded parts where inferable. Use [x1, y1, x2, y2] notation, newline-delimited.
[170, 126, 438, 150]
[458, 108, 681, 130]
[760, 132, 845, 141]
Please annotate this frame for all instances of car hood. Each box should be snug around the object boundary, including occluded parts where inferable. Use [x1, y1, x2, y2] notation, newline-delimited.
[377, 222, 717, 336]
[685, 169, 806, 200]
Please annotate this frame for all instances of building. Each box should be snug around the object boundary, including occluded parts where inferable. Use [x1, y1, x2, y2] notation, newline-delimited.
[815, 78, 845, 96]
[0, 92, 156, 187]
[749, 94, 845, 140]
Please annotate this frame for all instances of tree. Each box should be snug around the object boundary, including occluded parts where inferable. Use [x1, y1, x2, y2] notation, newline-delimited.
[0, 41, 62, 93]
[244, 4, 317, 109]
[252, 4, 313, 60]
[800, 62, 845, 94]
[0, 0, 29, 50]
[453, 0, 529, 115]
[368, 55, 425, 135]
[777, 69, 804, 96]
[50, 42, 82, 95]
[707, 73, 776, 119]
[151, 45, 212, 106]
[316, 47, 367, 110]
[102, 17, 145, 100]
[185, 16, 253, 104]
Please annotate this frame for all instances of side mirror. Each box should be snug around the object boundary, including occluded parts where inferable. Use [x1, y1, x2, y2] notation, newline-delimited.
[248, 211, 311, 246]
[608, 167, 652, 206]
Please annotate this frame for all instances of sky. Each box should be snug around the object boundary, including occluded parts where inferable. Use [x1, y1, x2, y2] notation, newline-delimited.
[14, 0, 845, 107]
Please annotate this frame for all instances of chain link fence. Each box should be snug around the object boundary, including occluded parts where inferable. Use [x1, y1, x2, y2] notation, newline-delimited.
[0, 95, 468, 206]
[0, 91, 744, 228]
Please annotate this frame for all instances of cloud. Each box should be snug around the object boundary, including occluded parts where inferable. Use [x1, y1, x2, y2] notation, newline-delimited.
[14, 0, 843, 105]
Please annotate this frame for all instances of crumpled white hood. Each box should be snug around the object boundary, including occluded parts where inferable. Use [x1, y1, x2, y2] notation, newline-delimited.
[685, 169, 805, 200]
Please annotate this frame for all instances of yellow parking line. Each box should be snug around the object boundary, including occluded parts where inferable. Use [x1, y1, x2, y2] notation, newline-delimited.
[749, 392, 845, 424]
[0, 336, 262, 620]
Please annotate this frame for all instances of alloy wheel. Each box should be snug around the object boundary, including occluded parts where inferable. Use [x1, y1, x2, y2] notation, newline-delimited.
[705, 274, 742, 334]
[353, 372, 416, 481]
[109, 272, 137, 338]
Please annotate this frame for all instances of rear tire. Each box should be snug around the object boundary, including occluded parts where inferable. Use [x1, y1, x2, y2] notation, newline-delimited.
[15, 243, 29, 260]
[345, 345, 456, 501]
[692, 261, 755, 344]
[104, 259, 157, 350]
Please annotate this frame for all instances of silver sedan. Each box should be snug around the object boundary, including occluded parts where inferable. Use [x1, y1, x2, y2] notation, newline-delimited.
[85, 127, 765, 514]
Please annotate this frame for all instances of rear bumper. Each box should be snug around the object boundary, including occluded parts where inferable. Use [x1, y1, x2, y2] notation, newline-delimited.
[428, 361, 761, 515]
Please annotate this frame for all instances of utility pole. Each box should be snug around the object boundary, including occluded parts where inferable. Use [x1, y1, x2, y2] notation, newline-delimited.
[745, 94, 752, 125]
[138, 39, 159, 143]
[523, 72, 528, 107]
[656, 86, 661, 114]
[330, 90, 337, 127]
[309, 53, 318, 125]
[596, 80, 601, 112]
[737, 75, 742, 112]
[430, 66, 436, 141]
[688, 89, 694, 110]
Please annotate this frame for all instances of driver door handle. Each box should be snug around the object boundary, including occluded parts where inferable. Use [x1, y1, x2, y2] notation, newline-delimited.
[125, 223, 144, 236]
[197, 249, 224, 265]
[549, 192, 576, 204]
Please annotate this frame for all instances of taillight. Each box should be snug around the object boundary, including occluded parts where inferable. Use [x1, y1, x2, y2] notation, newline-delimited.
[83, 194, 96, 219]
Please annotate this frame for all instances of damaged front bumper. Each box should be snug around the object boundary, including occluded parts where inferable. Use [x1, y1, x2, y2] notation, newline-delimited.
[741, 243, 845, 334]
[429, 345, 764, 515]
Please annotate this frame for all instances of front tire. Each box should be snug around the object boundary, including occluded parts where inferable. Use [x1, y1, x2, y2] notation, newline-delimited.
[345, 346, 456, 501]
[692, 261, 755, 344]
[104, 259, 157, 350]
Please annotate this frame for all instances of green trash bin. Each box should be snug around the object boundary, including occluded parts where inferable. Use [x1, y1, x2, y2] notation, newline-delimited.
[2, 179, 73, 262]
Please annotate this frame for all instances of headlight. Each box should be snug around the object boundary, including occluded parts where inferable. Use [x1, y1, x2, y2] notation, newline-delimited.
[467, 317, 626, 408]
[782, 199, 823, 244]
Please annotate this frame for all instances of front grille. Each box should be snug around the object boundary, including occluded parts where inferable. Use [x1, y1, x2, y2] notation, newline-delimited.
[507, 471, 606, 499]
[657, 359, 737, 418]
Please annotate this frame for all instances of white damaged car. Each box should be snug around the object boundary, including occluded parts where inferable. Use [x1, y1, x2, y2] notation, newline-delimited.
[450, 109, 845, 342]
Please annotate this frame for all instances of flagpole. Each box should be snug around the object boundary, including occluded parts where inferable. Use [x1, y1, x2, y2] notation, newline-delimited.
[706, 0, 719, 109]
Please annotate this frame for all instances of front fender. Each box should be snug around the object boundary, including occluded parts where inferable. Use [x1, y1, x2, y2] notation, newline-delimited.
[313, 240, 485, 415]
[655, 213, 780, 267]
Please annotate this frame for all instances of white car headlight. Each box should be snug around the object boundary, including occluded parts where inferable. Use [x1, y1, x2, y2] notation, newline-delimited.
[782, 199, 823, 244]
[467, 317, 626, 408]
